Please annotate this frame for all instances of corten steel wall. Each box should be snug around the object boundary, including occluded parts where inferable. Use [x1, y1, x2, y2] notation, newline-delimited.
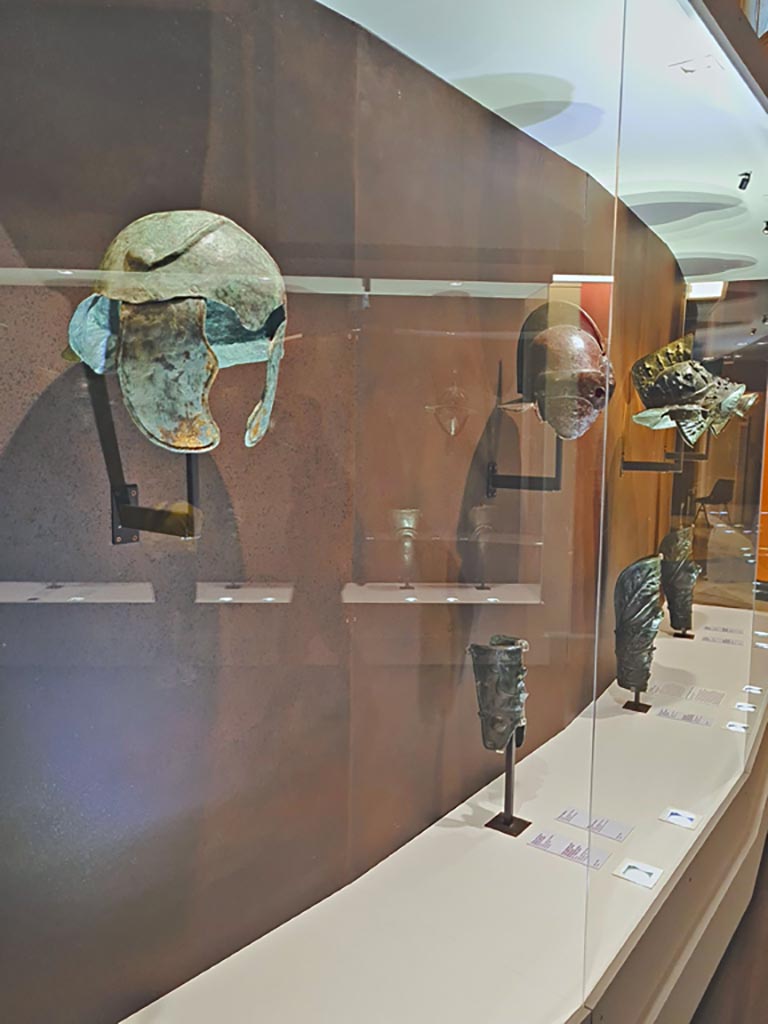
[0, 1, 683, 1021]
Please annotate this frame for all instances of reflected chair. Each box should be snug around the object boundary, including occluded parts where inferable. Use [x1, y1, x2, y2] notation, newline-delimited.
[693, 478, 735, 527]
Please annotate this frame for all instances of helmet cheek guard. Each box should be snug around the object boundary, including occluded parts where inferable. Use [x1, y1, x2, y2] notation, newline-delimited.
[118, 298, 220, 453]
[66, 210, 287, 454]
[246, 320, 285, 448]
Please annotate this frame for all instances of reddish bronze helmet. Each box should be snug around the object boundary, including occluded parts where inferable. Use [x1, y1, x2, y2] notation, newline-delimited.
[525, 323, 614, 439]
[510, 301, 615, 440]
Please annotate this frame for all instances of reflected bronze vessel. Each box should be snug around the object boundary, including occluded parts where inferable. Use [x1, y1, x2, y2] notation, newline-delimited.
[391, 508, 421, 588]
[468, 504, 495, 589]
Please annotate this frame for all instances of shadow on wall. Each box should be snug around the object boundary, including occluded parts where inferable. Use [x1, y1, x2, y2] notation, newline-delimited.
[0, 361, 354, 1023]
[0, 366, 241, 1021]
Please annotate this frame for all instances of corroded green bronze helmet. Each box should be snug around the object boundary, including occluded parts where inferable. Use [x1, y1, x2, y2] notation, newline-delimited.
[67, 210, 286, 452]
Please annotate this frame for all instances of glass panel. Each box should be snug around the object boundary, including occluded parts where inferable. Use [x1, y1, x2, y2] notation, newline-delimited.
[0, 3, 625, 1024]
[586, 0, 768, 1012]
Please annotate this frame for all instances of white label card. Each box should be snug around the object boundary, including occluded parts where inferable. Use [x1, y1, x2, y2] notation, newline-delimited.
[744, 685, 763, 695]
[660, 807, 698, 830]
[656, 706, 713, 727]
[528, 831, 611, 870]
[614, 859, 663, 889]
[556, 807, 633, 842]
[647, 681, 688, 701]
[701, 635, 744, 647]
[647, 683, 725, 706]
[690, 687, 726, 707]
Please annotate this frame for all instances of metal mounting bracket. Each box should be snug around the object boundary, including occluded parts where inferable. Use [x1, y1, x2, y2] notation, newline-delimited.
[85, 366, 201, 545]
[487, 435, 563, 496]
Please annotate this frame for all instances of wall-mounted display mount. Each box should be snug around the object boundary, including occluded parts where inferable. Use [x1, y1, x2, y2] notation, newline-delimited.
[85, 368, 201, 544]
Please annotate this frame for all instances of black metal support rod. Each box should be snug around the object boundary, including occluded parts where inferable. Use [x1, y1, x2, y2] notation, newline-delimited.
[117, 504, 194, 538]
[488, 435, 563, 496]
[85, 364, 201, 542]
[621, 457, 682, 474]
[186, 454, 199, 538]
[503, 738, 515, 826]
[84, 368, 127, 489]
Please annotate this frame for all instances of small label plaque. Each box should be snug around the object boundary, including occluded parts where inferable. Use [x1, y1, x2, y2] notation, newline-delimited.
[528, 831, 610, 870]
[556, 807, 633, 842]
[656, 706, 713, 727]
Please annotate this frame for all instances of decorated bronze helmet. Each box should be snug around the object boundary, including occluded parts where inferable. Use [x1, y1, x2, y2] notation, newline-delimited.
[67, 210, 287, 453]
[515, 301, 615, 440]
[632, 335, 757, 447]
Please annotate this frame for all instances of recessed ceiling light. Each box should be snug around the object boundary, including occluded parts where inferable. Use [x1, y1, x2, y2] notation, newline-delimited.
[686, 281, 726, 301]
[405, 596, 418, 603]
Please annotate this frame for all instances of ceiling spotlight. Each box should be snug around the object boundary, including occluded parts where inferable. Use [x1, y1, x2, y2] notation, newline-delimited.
[739, 172, 752, 190]
[686, 281, 726, 301]
[763, 221, 768, 235]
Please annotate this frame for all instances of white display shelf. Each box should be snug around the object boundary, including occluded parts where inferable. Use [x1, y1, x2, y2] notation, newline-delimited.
[363, 533, 545, 547]
[195, 583, 295, 604]
[341, 582, 543, 605]
[0, 581, 155, 603]
[121, 605, 760, 1024]
[0, 267, 546, 300]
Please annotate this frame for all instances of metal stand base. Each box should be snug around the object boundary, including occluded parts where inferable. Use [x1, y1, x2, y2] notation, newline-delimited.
[484, 732, 530, 837]
[674, 630, 695, 640]
[485, 813, 531, 838]
[623, 699, 652, 714]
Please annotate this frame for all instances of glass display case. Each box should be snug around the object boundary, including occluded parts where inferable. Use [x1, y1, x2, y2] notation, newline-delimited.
[0, 2, 766, 1024]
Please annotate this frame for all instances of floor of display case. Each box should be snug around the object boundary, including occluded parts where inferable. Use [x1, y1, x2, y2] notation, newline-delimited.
[121, 605, 762, 1024]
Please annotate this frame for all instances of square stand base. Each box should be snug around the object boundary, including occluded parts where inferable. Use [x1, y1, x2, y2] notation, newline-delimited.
[485, 813, 532, 838]
[623, 700, 652, 714]
[674, 631, 695, 640]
